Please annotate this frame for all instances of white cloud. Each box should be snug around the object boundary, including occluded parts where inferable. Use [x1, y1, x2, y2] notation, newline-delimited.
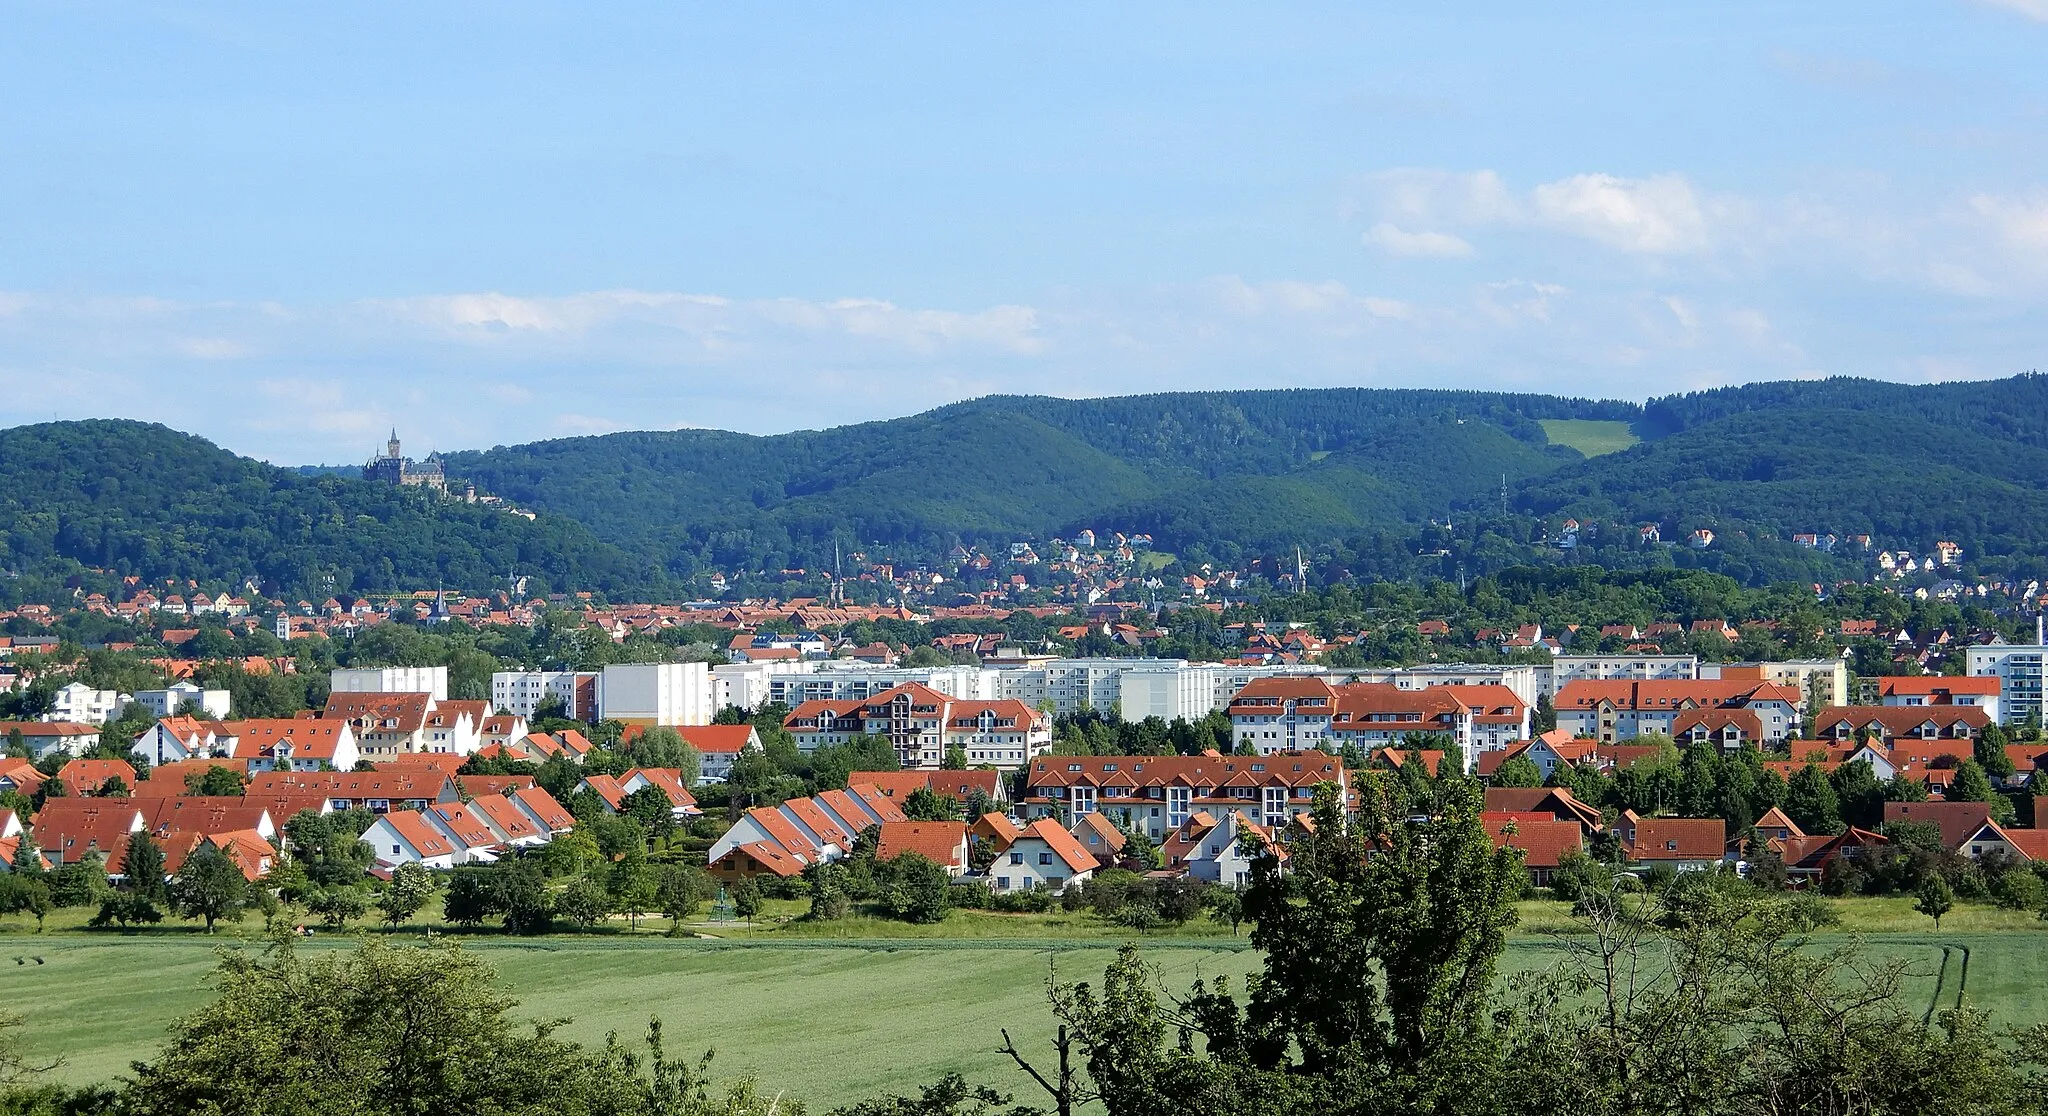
[1978, 0, 2048, 21]
[1528, 173, 1711, 254]
[1362, 223, 1475, 258]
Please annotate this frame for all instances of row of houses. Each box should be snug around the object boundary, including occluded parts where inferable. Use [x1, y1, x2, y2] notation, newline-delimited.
[1223, 677, 1530, 772]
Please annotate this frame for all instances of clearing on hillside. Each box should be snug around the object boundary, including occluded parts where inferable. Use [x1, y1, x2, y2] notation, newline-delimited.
[1540, 418, 1640, 457]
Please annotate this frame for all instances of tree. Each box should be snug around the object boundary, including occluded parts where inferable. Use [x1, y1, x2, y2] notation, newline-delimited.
[884, 853, 953, 925]
[377, 862, 435, 930]
[185, 765, 248, 796]
[497, 859, 555, 935]
[627, 726, 701, 785]
[169, 844, 248, 933]
[1204, 886, 1244, 934]
[442, 868, 501, 928]
[621, 785, 680, 838]
[121, 936, 668, 1115]
[943, 743, 968, 770]
[1490, 755, 1543, 788]
[903, 787, 960, 822]
[0, 874, 53, 932]
[557, 877, 613, 930]
[1950, 758, 1997, 805]
[1782, 763, 1843, 835]
[730, 876, 763, 926]
[807, 863, 852, 921]
[308, 887, 369, 930]
[1916, 874, 1955, 930]
[46, 850, 109, 908]
[96, 775, 130, 798]
[1978, 721, 2016, 779]
[123, 830, 167, 905]
[609, 842, 658, 929]
[657, 865, 706, 934]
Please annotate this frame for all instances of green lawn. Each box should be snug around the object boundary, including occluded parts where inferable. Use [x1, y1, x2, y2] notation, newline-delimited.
[1539, 418, 1640, 457]
[8, 897, 2048, 1106]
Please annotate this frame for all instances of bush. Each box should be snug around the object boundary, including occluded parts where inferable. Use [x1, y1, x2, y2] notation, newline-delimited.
[989, 888, 1055, 913]
[950, 880, 994, 910]
[1993, 869, 2045, 911]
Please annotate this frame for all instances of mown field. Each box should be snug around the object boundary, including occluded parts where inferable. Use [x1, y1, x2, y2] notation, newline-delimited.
[7, 911, 2048, 1107]
[1539, 417, 1640, 457]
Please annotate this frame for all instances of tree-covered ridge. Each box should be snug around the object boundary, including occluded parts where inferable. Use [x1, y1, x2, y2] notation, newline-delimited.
[0, 420, 663, 598]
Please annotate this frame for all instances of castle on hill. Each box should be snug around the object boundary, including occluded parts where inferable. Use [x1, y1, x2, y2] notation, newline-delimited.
[363, 431, 446, 492]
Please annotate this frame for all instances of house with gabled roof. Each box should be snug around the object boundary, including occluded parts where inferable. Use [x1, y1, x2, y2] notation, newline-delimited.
[1482, 813, 1584, 885]
[673, 724, 761, 783]
[1553, 680, 1801, 747]
[0, 757, 48, 797]
[1021, 751, 1344, 840]
[467, 792, 548, 847]
[876, 821, 970, 875]
[360, 810, 459, 869]
[221, 718, 358, 773]
[1814, 706, 1987, 745]
[1961, 821, 2048, 863]
[246, 770, 458, 813]
[30, 800, 145, 873]
[1070, 812, 1128, 867]
[1483, 787, 1606, 834]
[1618, 811, 1727, 871]
[140, 797, 276, 840]
[132, 716, 234, 766]
[425, 802, 504, 864]
[991, 818, 1096, 894]
[1158, 810, 1285, 886]
[55, 758, 135, 797]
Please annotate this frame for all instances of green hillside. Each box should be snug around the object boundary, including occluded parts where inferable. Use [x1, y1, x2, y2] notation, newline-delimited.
[1538, 418, 1638, 457]
[0, 420, 662, 599]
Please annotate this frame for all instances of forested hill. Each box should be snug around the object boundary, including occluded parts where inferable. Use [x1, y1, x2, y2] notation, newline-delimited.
[0, 420, 661, 599]
[441, 375, 2048, 581]
[443, 387, 1636, 570]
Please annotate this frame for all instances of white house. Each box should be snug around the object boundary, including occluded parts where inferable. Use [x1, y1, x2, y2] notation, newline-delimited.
[423, 802, 504, 865]
[0, 721, 102, 760]
[675, 724, 761, 783]
[131, 717, 234, 766]
[46, 683, 128, 725]
[1161, 811, 1283, 886]
[131, 682, 231, 720]
[360, 810, 460, 869]
[989, 818, 1096, 894]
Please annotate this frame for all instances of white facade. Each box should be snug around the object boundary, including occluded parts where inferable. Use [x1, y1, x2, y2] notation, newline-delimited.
[1540, 656, 1699, 699]
[490, 671, 598, 718]
[46, 683, 128, 725]
[331, 666, 449, 701]
[1341, 664, 1542, 707]
[1118, 667, 1219, 722]
[1969, 644, 2048, 727]
[131, 682, 231, 720]
[990, 835, 1094, 894]
[767, 664, 997, 707]
[1701, 659, 1848, 707]
[599, 662, 713, 726]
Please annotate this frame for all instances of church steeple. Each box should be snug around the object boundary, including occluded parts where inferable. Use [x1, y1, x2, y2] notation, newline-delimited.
[387, 429, 402, 460]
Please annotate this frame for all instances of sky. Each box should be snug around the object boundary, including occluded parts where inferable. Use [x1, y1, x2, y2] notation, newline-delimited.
[4, 2, 2048, 463]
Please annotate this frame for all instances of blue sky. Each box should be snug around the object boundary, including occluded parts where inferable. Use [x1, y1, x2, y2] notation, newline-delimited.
[4, 2, 2048, 461]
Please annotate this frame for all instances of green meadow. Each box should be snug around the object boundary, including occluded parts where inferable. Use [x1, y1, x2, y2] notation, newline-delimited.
[7, 924, 2048, 1107]
[1539, 418, 1640, 457]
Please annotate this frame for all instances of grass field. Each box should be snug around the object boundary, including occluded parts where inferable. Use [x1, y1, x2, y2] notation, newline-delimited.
[7, 898, 2048, 1105]
[1540, 418, 1640, 457]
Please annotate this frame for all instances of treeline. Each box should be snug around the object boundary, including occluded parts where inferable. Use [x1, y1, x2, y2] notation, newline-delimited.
[0, 420, 670, 601]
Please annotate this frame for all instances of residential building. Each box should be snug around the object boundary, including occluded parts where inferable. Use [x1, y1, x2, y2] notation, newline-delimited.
[1875, 676, 2002, 722]
[1552, 680, 1801, 746]
[875, 821, 971, 876]
[1617, 811, 1727, 872]
[360, 811, 460, 869]
[46, 682, 127, 725]
[1481, 813, 1584, 886]
[1348, 663, 1543, 707]
[489, 670, 600, 719]
[131, 682, 231, 720]
[246, 770, 459, 813]
[330, 666, 449, 701]
[1702, 659, 1849, 708]
[990, 818, 1096, 894]
[1812, 706, 1987, 744]
[1020, 751, 1345, 840]
[1160, 811, 1284, 886]
[1539, 655, 1699, 699]
[600, 662, 713, 727]
[847, 769, 1007, 807]
[221, 719, 360, 772]
[782, 682, 1051, 769]
[1226, 677, 1529, 771]
[0, 721, 101, 760]
[131, 716, 234, 766]
[672, 724, 762, 783]
[707, 784, 906, 882]
[1967, 643, 2048, 727]
[323, 692, 479, 757]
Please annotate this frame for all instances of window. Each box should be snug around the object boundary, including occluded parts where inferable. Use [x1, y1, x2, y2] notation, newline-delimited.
[391, 844, 401, 855]
[1010, 852, 1023, 865]
[1039, 852, 1052, 865]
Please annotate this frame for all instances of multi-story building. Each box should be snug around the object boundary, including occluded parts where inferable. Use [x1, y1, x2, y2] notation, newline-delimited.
[322, 692, 481, 757]
[1873, 676, 2001, 722]
[131, 682, 231, 720]
[1342, 664, 1542, 707]
[1702, 659, 1848, 708]
[1968, 643, 2048, 727]
[782, 681, 1051, 769]
[1018, 751, 1346, 840]
[45, 683, 127, 725]
[1225, 677, 1530, 772]
[331, 666, 449, 702]
[598, 662, 713, 727]
[1539, 655, 1699, 699]
[1552, 680, 1802, 746]
[490, 670, 600, 719]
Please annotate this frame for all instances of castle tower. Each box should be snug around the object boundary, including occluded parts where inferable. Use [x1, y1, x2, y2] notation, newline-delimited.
[387, 429, 402, 460]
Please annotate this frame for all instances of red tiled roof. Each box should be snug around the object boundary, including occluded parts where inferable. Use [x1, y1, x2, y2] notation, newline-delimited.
[378, 810, 455, 859]
[674, 725, 758, 754]
[875, 821, 969, 869]
[1483, 814, 1584, 869]
[1010, 817, 1096, 874]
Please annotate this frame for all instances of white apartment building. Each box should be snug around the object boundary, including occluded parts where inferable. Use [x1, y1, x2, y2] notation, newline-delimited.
[599, 662, 713, 727]
[45, 682, 128, 725]
[1117, 666, 1220, 722]
[766, 664, 996, 708]
[1539, 655, 1699, 699]
[490, 671, 600, 719]
[1968, 643, 2048, 727]
[131, 682, 230, 720]
[1701, 659, 1849, 708]
[1340, 664, 1542, 707]
[331, 666, 449, 701]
